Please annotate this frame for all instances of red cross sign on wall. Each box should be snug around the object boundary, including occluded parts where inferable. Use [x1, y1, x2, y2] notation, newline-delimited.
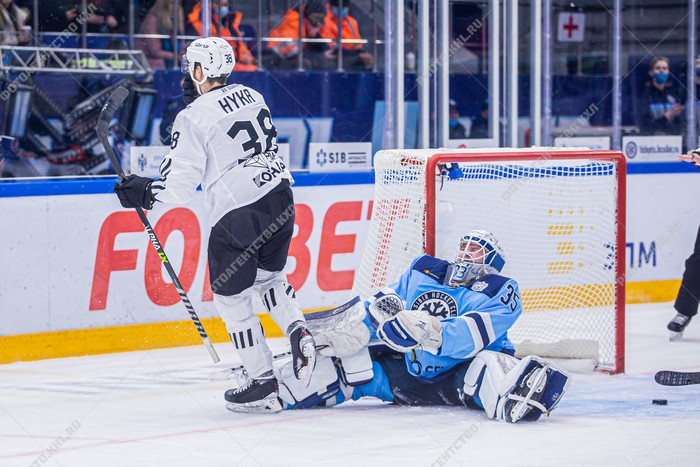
[557, 12, 585, 43]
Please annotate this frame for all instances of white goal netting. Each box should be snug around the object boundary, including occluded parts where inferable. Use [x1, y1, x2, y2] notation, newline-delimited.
[353, 148, 625, 373]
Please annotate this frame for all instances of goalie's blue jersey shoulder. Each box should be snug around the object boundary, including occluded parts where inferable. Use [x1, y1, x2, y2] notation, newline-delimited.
[410, 255, 511, 298]
[466, 274, 510, 298]
[411, 255, 451, 283]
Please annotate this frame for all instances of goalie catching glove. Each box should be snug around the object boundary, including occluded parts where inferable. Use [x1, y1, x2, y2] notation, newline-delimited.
[377, 310, 442, 354]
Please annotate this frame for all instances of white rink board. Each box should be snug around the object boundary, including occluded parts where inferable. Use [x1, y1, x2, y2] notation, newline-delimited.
[0, 184, 374, 336]
[1, 167, 700, 338]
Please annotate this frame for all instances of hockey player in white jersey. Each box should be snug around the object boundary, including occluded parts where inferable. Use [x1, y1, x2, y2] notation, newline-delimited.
[114, 37, 316, 413]
[245, 230, 570, 422]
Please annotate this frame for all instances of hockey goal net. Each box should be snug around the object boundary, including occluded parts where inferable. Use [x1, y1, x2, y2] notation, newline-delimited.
[353, 148, 626, 373]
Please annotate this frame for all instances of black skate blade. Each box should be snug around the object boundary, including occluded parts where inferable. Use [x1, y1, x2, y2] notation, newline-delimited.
[654, 370, 700, 386]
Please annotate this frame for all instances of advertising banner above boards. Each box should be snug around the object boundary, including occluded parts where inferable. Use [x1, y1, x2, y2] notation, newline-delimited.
[444, 138, 499, 149]
[622, 135, 683, 162]
[130, 144, 291, 178]
[130, 145, 167, 177]
[554, 136, 611, 150]
[307, 142, 373, 172]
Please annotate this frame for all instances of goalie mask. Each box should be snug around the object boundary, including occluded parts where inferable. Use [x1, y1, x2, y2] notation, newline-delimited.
[444, 230, 506, 287]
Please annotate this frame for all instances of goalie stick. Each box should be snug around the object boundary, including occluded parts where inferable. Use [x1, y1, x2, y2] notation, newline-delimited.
[96, 86, 220, 364]
[655, 370, 700, 386]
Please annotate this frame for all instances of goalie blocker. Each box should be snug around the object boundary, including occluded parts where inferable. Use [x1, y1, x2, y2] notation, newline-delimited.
[230, 295, 571, 422]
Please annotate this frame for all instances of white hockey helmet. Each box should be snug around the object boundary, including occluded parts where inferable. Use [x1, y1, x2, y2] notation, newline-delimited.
[455, 229, 506, 274]
[183, 37, 235, 79]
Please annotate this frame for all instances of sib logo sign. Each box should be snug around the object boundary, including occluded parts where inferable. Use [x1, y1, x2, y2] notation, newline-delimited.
[315, 149, 347, 167]
[308, 142, 371, 172]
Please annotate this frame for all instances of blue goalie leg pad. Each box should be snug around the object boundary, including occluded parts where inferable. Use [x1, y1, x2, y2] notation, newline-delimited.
[287, 379, 341, 409]
[503, 359, 570, 422]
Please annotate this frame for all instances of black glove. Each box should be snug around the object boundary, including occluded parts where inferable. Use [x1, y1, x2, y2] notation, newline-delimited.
[689, 149, 700, 168]
[114, 174, 155, 210]
[182, 74, 198, 105]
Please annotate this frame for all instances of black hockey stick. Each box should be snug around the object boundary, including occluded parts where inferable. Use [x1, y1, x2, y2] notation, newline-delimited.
[655, 370, 700, 386]
[96, 86, 220, 363]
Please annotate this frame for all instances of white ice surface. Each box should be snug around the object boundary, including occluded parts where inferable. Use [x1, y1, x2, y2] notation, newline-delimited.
[2, 302, 700, 466]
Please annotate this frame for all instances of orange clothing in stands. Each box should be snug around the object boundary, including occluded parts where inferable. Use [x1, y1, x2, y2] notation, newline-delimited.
[320, 7, 364, 51]
[187, 4, 256, 71]
[266, 7, 324, 58]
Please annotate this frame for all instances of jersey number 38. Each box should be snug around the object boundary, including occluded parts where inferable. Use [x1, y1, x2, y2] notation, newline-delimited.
[226, 108, 277, 154]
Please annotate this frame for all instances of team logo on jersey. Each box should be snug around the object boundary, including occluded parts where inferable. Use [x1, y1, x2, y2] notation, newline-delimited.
[411, 291, 458, 319]
[470, 281, 488, 292]
[243, 153, 273, 168]
[248, 154, 287, 187]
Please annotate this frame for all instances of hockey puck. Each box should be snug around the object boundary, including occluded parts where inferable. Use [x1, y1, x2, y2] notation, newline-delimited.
[652, 399, 668, 405]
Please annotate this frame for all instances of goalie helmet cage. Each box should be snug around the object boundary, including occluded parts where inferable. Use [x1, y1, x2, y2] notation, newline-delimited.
[353, 148, 626, 374]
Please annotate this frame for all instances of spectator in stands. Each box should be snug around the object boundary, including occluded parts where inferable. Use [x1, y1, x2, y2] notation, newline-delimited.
[262, 0, 328, 70]
[136, 0, 185, 69]
[449, 99, 467, 139]
[320, 0, 373, 71]
[0, 0, 31, 46]
[636, 56, 685, 136]
[469, 99, 489, 139]
[186, 0, 256, 71]
[65, 1, 127, 35]
[36, 1, 72, 33]
[692, 56, 700, 137]
[220, 8, 257, 71]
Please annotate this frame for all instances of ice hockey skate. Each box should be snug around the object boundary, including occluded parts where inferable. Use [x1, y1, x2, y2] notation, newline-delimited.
[224, 371, 282, 413]
[667, 313, 692, 341]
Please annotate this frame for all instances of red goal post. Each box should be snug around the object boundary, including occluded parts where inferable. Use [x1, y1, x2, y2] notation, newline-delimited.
[353, 148, 626, 373]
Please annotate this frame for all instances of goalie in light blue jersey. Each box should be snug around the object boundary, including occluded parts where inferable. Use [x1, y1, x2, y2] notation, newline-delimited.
[227, 230, 570, 423]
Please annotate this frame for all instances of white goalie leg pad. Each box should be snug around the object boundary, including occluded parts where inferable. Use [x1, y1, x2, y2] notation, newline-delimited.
[215, 292, 273, 379]
[463, 351, 570, 423]
[305, 296, 371, 357]
[336, 346, 373, 386]
[274, 355, 343, 409]
[463, 350, 521, 419]
[255, 269, 305, 335]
